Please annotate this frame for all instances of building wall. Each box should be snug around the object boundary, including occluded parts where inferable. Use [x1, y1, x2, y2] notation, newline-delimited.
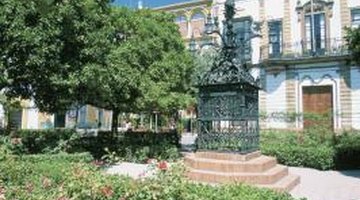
[349, 0, 360, 8]
[265, 70, 287, 129]
[351, 67, 360, 129]
[294, 64, 341, 130]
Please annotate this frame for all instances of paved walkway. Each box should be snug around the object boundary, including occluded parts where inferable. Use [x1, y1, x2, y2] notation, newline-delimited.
[289, 167, 360, 200]
[105, 134, 360, 200]
[105, 162, 360, 200]
[105, 162, 152, 179]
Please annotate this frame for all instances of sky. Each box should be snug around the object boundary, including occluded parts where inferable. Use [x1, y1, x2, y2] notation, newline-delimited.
[112, 0, 192, 8]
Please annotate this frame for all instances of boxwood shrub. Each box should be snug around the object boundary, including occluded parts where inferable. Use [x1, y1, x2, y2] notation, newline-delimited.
[6, 129, 181, 163]
[334, 132, 360, 169]
[261, 130, 360, 170]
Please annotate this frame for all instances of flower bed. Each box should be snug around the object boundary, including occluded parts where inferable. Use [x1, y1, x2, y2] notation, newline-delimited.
[0, 151, 300, 200]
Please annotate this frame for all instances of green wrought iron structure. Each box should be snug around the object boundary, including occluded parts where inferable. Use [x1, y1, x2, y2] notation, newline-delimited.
[194, 0, 261, 153]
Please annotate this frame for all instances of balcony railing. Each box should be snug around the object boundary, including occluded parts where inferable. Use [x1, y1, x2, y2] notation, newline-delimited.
[260, 38, 350, 61]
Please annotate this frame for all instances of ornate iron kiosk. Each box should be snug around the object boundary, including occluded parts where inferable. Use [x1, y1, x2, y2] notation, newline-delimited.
[195, 0, 261, 153]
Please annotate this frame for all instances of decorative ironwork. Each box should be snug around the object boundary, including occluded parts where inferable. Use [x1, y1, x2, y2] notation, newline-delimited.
[195, 0, 261, 153]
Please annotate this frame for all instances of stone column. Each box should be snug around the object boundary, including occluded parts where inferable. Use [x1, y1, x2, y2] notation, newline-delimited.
[259, 0, 268, 60]
[339, 64, 352, 131]
[339, 0, 351, 37]
[283, 0, 292, 53]
[258, 0, 268, 129]
[286, 67, 297, 129]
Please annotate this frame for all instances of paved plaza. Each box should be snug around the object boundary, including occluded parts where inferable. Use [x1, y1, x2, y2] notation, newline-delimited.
[105, 133, 360, 200]
[106, 162, 360, 200]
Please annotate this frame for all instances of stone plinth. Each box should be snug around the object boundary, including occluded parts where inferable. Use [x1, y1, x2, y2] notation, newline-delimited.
[185, 151, 300, 192]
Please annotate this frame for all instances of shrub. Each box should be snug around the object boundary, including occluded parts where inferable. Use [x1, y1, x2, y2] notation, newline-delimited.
[334, 132, 360, 169]
[14, 129, 77, 154]
[261, 130, 335, 170]
[0, 154, 300, 200]
[10, 129, 181, 163]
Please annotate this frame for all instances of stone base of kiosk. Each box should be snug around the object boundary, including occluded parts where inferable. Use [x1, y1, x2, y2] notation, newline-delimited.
[185, 151, 300, 192]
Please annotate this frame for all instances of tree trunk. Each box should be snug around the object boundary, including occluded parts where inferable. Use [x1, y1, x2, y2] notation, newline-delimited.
[112, 109, 119, 134]
[155, 113, 158, 133]
[150, 114, 153, 131]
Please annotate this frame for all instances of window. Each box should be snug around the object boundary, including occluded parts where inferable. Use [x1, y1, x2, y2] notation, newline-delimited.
[54, 113, 66, 128]
[78, 106, 87, 128]
[268, 20, 282, 57]
[305, 13, 326, 54]
[191, 12, 205, 21]
[233, 17, 252, 62]
[351, 9, 360, 28]
[175, 15, 187, 23]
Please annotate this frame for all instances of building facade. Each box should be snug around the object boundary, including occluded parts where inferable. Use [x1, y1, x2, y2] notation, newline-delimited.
[0, 99, 112, 130]
[157, 0, 360, 131]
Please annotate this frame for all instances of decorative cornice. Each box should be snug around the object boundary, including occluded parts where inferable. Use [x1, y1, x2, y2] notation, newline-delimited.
[154, 0, 212, 11]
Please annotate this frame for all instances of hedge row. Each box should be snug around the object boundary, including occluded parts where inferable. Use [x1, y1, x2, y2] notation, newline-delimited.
[261, 130, 360, 170]
[5, 129, 181, 163]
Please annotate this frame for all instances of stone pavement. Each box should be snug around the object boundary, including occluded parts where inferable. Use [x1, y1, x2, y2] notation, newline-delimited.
[105, 162, 360, 200]
[105, 133, 360, 200]
[289, 167, 360, 200]
[105, 162, 152, 179]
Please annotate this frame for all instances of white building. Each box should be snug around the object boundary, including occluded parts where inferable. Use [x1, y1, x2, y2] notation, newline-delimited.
[158, 0, 360, 131]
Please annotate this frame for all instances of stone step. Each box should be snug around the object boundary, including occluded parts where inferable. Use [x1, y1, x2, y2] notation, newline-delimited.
[194, 151, 261, 161]
[185, 155, 277, 173]
[187, 164, 288, 185]
[257, 174, 300, 192]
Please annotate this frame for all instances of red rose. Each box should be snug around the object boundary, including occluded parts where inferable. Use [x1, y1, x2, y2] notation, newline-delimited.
[100, 186, 114, 198]
[157, 161, 168, 171]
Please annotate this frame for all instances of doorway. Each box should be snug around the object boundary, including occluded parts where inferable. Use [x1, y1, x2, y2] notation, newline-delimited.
[302, 85, 333, 130]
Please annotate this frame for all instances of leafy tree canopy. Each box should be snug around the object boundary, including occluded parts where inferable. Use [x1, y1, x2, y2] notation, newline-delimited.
[0, 0, 111, 113]
[84, 8, 195, 116]
[346, 27, 360, 65]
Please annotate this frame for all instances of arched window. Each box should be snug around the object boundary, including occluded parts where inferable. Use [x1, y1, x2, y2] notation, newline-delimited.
[191, 12, 205, 21]
[191, 11, 205, 37]
[175, 15, 187, 23]
[296, 0, 333, 55]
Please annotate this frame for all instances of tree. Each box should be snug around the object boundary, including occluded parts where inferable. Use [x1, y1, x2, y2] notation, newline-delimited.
[346, 27, 360, 65]
[0, 0, 111, 114]
[83, 8, 195, 132]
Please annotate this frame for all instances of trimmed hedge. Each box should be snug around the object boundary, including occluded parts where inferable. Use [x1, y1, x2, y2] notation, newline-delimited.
[18, 152, 93, 163]
[14, 129, 77, 154]
[76, 131, 181, 162]
[261, 130, 360, 170]
[334, 132, 360, 169]
[6, 129, 181, 163]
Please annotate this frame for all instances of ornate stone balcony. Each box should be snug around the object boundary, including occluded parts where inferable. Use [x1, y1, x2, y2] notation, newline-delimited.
[260, 38, 350, 65]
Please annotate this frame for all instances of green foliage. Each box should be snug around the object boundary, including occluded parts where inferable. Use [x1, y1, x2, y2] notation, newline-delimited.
[7, 129, 180, 163]
[14, 129, 78, 154]
[76, 7, 195, 131]
[346, 26, 360, 65]
[0, 0, 111, 113]
[333, 132, 360, 169]
[261, 131, 335, 170]
[261, 129, 360, 170]
[101, 147, 121, 164]
[0, 154, 300, 200]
